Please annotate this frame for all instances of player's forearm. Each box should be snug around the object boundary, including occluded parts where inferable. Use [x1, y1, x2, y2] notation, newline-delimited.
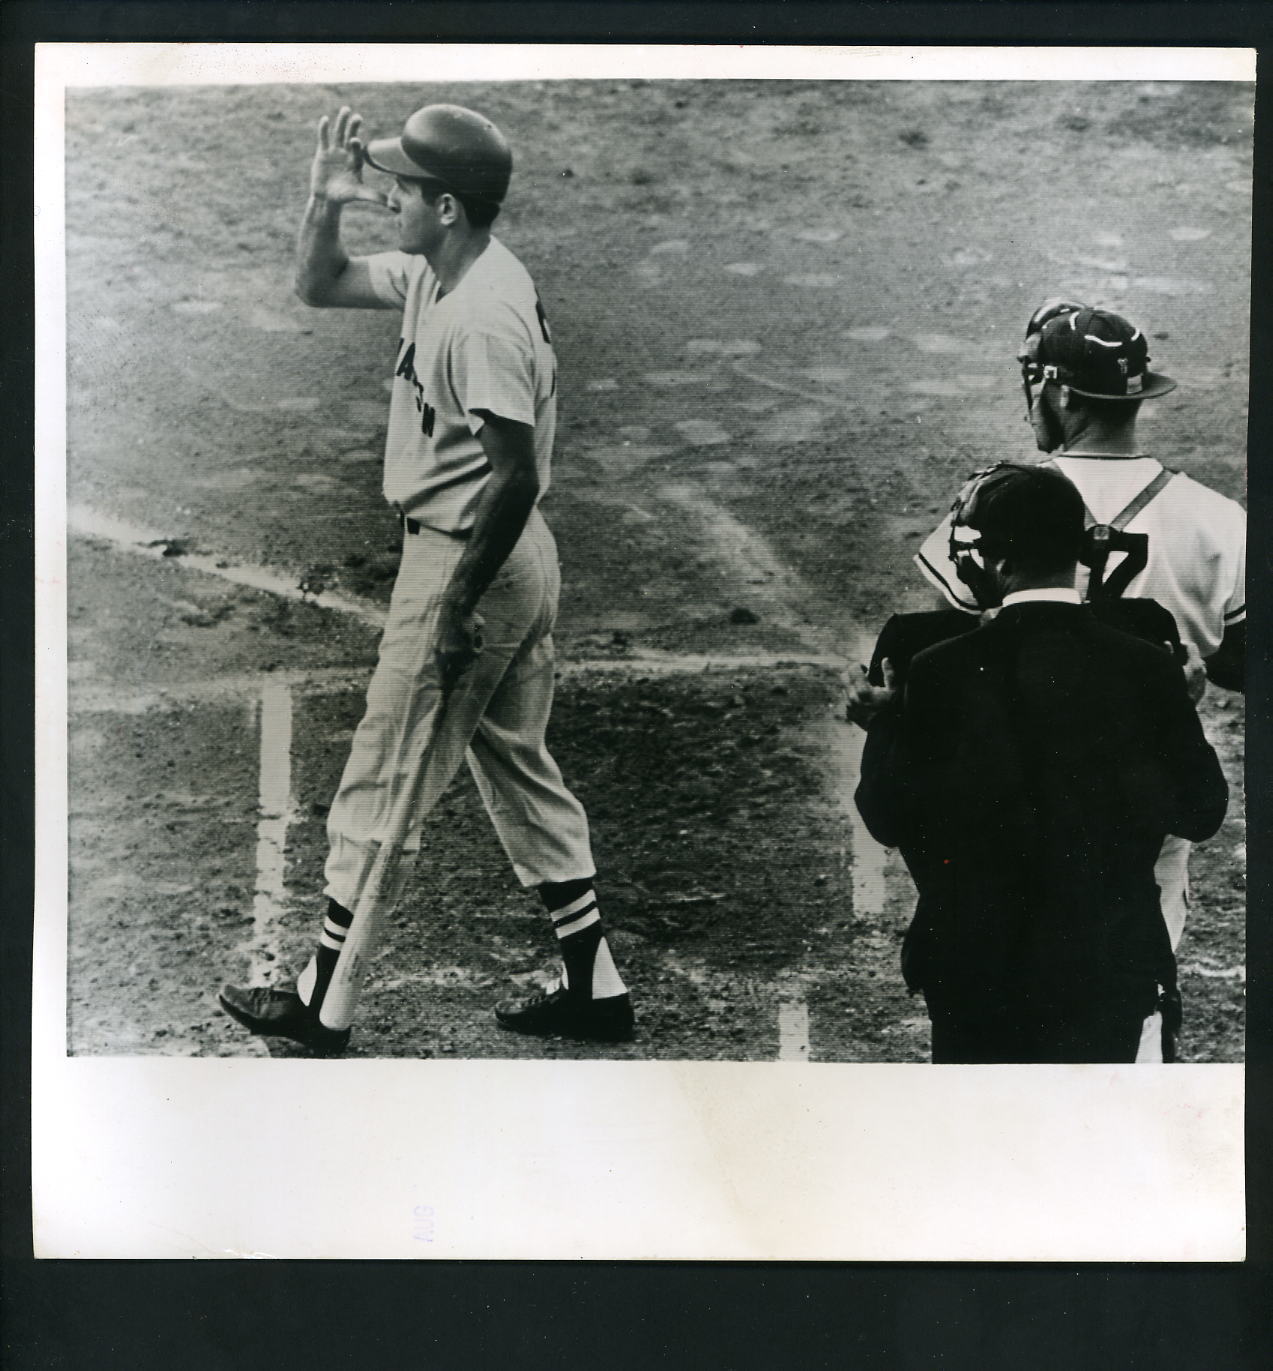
[295, 195, 352, 305]
[442, 466, 541, 616]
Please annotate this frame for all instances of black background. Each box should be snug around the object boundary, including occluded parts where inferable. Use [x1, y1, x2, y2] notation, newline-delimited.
[3, 3, 1270, 1366]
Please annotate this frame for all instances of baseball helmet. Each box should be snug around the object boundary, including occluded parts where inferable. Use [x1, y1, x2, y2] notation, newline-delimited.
[364, 104, 513, 204]
[1018, 301, 1176, 402]
[948, 462, 1086, 605]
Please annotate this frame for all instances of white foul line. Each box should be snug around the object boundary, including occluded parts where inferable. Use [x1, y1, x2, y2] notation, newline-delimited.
[68, 503, 385, 628]
[247, 678, 295, 984]
[68, 502, 851, 673]
[832, 723, 888, 921]
[69, 656, 849, 718]
[777, 996, 812, 1063]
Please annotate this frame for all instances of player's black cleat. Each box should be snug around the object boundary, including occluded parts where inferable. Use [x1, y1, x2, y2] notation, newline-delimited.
[494, 985, 635, 1042]
[218, 983, 351, 1057]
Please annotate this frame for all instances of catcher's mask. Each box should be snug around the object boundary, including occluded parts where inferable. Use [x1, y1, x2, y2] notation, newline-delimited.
[948, 462, 1086, 609]
[1017, 299, 1177, 420]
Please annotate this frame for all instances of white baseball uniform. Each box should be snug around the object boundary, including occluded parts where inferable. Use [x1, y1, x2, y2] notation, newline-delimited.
[370, 238, 558, 532]
[312, 239, 595, 1025]
[916, 456, 1246, 658]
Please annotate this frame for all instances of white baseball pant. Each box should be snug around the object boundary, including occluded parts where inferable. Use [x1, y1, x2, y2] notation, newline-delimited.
[1136, 834, 1192, 1064]
[312, 508, 595, 1024]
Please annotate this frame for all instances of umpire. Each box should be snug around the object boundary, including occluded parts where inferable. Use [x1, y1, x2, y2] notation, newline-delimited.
[856, 464, 1228, 1064]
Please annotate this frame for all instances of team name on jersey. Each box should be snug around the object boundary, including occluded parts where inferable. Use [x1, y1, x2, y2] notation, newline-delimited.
[393, 340, 436, 437]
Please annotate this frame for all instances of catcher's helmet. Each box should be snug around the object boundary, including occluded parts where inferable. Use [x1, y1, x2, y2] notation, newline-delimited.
[1018, 301, 1176, 406]
[948, 462, 1085, 606]
[364, 104, 513, 205]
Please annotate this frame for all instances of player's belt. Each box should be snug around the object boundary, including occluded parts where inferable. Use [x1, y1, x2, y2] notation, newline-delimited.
[400, 512, 471, 539]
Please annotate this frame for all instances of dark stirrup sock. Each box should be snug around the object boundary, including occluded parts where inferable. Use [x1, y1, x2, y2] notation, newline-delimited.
[538, 879, 627, 1000]
[297, 898, 354, 1012]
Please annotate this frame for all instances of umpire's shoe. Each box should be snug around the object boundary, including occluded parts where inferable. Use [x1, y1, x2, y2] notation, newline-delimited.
[495, 985, 635, 1042]
[218, 983, 351, 1056]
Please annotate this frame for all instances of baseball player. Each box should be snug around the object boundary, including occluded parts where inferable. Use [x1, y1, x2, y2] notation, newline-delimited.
[907, 300, 1245, 1060]
[219, 104, 633, 1054]
[916, 300, 1245, 693]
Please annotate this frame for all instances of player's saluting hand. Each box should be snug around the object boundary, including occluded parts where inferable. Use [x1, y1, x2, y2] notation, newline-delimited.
[309, 106, 389, 207]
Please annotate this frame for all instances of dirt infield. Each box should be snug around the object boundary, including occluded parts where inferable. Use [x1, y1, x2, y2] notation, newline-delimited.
[63, 79, 1250, 1060]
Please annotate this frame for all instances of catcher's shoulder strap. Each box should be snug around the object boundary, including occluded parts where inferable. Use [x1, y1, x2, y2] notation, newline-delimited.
[1039, 459, 1178, 600]
[1038, 457, 1177, 531]
[1100, 465, 1177, 532]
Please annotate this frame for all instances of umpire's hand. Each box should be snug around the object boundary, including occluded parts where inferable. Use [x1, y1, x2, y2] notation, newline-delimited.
[844, 658, 898, 729]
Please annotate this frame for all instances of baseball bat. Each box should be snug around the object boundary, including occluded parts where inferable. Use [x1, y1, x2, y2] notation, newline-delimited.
[317, 686, 453, 1029]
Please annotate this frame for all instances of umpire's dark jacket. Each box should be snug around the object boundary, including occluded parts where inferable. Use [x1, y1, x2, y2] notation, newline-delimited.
[855, 599, 1227, 1026]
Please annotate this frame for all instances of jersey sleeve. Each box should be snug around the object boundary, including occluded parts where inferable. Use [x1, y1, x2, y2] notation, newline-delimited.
[1223, 508, 1246, 627]
[914, 515, 980, 613]
[362, 251, 416, 307]
[450, 323, 539, 433]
